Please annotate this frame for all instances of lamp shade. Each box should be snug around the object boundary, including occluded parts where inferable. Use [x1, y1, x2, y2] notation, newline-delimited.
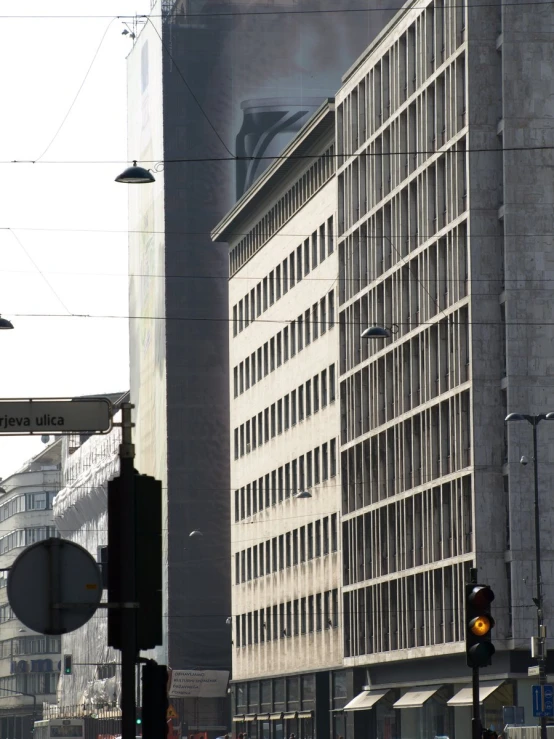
[504, 413, 528, 423]
[295, 490, 312, 499]
[361, 326, 391, 339]
[0, 317, 14, 330]
[115, 161, 155, 184]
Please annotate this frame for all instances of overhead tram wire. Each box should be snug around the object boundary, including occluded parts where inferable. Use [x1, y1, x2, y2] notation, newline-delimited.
[1, 1, 554, 18]
[6, 141, 554, 166]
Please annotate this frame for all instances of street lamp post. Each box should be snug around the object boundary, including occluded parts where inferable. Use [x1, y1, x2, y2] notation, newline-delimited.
[505, 412, 554, 739]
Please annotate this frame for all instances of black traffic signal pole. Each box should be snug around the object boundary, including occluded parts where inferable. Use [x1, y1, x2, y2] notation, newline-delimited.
[470, 568, 482, 739]
[119, 402, 137, 739]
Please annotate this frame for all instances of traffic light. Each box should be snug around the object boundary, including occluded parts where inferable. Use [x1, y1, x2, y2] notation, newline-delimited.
[142, 661, 168, 739]
[465, 583, 495, 667]
[63, 654, 72, 674]
[107, 474, 162, 651]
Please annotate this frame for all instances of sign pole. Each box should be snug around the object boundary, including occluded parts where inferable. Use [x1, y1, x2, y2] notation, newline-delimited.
[469, 567, 482, 739]
[119, 403, 137, 739]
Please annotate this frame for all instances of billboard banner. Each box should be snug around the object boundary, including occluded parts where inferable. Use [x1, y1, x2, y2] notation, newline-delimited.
[168, 669, 230, 698]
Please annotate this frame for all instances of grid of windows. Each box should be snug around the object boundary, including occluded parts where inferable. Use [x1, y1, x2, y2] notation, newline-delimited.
[0, 636, 61, 659]
[235, 514, 339, 583]
[0, 492, 56, 523]
[233, 216, 334, 337]
[234, 438, 338, 522]
[235, 588, 339, 647]
[230, 146, 335, 276]
[233, 291, 336, 398]
[0, 673, 59, 696]
[0, 527, 58, 556]
[234, 364, 336, 458]
[338, 0, 471, 657]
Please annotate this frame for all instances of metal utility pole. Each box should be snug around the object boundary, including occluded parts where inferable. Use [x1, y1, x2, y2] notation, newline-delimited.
[469, 568, 482, 739]
[531, 419, 547, 739]
[505, 412, 554, 739]
[118, 402, 137, 739]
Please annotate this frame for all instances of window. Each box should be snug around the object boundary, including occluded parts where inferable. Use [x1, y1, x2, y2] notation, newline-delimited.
[307, 523, 314, 559]
[276, 265, 282, 300]
[233, 367, 238, 398]
[308, 594, 315, 632]
[264, 343, 269, 376]
[266, 541, 271, 574]
[301, 597, 307, 634]
[271, 404, 276, 438]
[277, 333, 282, 367]
[323, 517, 329, 555]
[257, 347, 262, 381]
[300, 527, 306, 562]
[321, 296, 327, 335]
[316, 593, 322, 631]
[239, 363, 244, 393]
[315, 520, 321, 556]
[298, 386, 304, 421]
[311, 231, 318, 269]
[235, 553, 240, 584]
[331, 513, 338, 551]
[239, 300, 244, 332]
[313, 375, 320, 412]
[241, 551, 246, 582]
[252, 418, 257, 449]
[284, 395, 290, 430]
[292, 459, 298, 493]
[297, 246, 303, 281]
[264, 408, 269, 443]
[263, 277, 268, 310]
[283, 260, 289, 294]
[299, 456, 305, 491]
[286, 532, 292, 567]
[234, 429, 239, 460]
[284, 327, 289, 361]
[307, 451, 313, 488]
[256, 283, 262, 316]
[322, 369, 328, 406]
[269, 271, 275, 306]
[233, 305, 238, 337]
[272, 538, 278, 572]
[306, 380, 312, 417]
[328, 216, 334, 254]
[304, 239, 310, 275]
[315, 447, 320, 484]
[277, 399, 283, 434]
[272, 470, 277, 505]
[328, 290, 335, 328]
[270, 338, 275, 372]
[291, 390, 297, 425]
[278, 466, 284, 503]
[322, 443, 329, 481]
[285, 463, 291, 497]
[290, 253, 296, 288]
[330, 364, 336, 402]
[330, 438, 337, 477]
[305, 309, 311, 346]
[258, 412, 263, 446]
[251, 352, 257, 385]
[298, 316, 304, 351]
[245, 357, 250, 390]
[293, 530, 298, 565]
[313, 302, 319, 340]
[291, 320, 297, 356]
[234, 490, 239, 522]
[320, 223, 326, 262]
[279, 535, 284, 570]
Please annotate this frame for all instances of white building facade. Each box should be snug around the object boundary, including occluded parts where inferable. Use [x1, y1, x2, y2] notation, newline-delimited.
[213, 102, 345, 739]
[0, 442, 63, 739]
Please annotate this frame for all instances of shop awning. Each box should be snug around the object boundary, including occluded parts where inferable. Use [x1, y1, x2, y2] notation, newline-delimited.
[283, 713, 297, 720]
[447, 680, 505, 707]
[232, 715, 245, 723]
[269, 713, 283, 721]
[393, 685, 443, 709]
[256, 714, 270, 721]
[244, 715, 257, 722]
[344, 689, 391, 712]
[297, 711, 313, 719]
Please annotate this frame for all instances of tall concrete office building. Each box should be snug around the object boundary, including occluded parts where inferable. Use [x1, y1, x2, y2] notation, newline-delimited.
[214, 0, 554, 736]
[125, 0, 398, 735]
[213, 102, 343, 739]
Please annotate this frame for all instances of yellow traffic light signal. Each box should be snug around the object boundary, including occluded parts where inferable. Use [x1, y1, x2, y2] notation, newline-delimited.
[465, 584, 495, 668]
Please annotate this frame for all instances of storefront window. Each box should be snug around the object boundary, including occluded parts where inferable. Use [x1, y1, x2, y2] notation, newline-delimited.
[332, 672, 347, 700]
[275, 679, 285, 709]
[261, 681, 272, 709]
[301, 675, 315, 707]
[287, 677, 299, 708]
[375, 692, 400, 739]
[249, 682, 260, 713]
[332, 711, 346, 739]
[237, 684, 247, 712]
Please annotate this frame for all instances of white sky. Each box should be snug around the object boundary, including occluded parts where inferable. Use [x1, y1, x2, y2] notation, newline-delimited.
[0, 1, 150, 479]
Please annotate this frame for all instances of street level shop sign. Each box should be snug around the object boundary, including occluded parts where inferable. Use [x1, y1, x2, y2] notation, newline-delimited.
[0, 397, 112, 434]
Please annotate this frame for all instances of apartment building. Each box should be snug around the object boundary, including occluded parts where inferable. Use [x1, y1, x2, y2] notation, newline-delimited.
[335, 0, 554, 736]
[213, 101, 346, 739]
[0, 441, 63, 739]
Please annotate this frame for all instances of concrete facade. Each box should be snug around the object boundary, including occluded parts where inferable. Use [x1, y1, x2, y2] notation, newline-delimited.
[0, 441, 63, 739]
[214, 0, 554, 736]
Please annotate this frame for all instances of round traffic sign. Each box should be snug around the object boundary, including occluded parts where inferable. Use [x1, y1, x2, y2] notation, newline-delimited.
[7, 537, 103, 635]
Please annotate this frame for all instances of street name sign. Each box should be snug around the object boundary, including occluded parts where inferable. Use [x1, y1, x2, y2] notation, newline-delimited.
[532, 684, 554, 718]
[0, 398, 112, 434]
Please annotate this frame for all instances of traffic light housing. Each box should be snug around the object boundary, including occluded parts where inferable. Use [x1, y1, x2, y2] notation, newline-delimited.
[142, 661, 168, 739]
[465, 583, 495, 667]
[63, 654, 72, 674]
[107, 473, 162, 651]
